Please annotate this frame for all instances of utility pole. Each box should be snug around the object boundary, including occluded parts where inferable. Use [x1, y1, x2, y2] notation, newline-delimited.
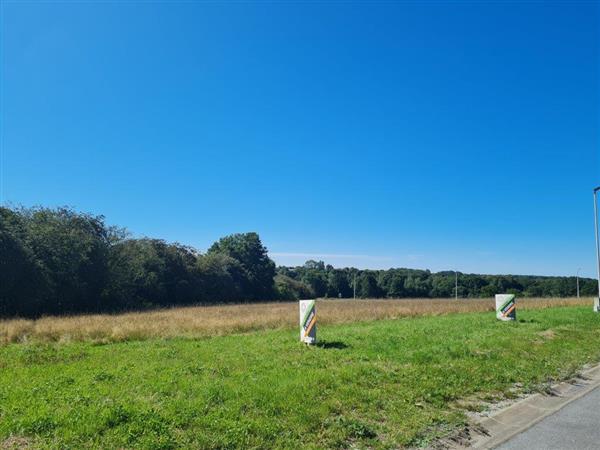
[594, 187, 600, 307]
[455, 270, 458, 300]
[577, 268, 581, 299]
[353, 272, 356, 300]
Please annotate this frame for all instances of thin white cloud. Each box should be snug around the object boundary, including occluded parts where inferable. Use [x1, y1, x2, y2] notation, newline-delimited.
[269, 252, 393, 261]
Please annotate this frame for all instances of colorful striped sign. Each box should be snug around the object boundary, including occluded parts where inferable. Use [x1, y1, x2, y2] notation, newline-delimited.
[495, 294, 516, 321]
[299, 300, 317, 344]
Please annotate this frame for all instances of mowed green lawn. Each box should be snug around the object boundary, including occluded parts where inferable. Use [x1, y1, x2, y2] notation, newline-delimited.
[2, 306, 600, 449]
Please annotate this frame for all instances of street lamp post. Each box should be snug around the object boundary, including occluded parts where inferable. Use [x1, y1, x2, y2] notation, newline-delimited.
[577, 268, 581, 299]
[593, 187, 600, 311]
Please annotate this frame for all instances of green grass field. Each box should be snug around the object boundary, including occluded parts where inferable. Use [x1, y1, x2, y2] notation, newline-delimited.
[2, 306, 600, 449]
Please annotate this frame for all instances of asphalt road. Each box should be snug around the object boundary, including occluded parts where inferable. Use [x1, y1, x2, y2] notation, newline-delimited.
[497, 386, 600, 450]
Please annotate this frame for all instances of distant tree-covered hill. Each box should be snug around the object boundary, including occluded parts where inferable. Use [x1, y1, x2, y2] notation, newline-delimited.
[276, 261, 596, 300]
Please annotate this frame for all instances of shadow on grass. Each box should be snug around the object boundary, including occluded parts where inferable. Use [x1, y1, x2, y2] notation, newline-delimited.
[316, 341, 349, 350]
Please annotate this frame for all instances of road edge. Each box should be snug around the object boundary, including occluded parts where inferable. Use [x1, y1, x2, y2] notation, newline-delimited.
[454, 363, 600, 449]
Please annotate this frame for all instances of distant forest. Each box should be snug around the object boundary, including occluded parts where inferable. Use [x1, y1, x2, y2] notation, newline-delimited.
[1, 206, 596, 318]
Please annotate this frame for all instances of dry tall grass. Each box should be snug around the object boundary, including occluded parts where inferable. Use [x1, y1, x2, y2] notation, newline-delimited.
[0, 297, 591, 345]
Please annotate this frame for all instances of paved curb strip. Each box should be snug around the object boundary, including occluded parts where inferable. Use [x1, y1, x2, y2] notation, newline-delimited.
[463, 364, 600, 449]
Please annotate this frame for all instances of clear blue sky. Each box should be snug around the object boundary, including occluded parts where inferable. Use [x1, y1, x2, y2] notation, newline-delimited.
[1, 1, 598, 276]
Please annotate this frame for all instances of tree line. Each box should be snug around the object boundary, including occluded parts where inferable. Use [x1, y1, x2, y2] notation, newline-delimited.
[1, 206, 596, 318]
[0, 206, 275, 317]
[277, 260, 597, 300]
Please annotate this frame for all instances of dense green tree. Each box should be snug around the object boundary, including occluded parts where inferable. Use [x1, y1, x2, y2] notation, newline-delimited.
[274, 274, 313, 300]
[208, 232, 275, 300]
[18, 207, 114, 314]
[0, 209, 47, 316]
[196, 252, 247, 302]
[404, 274, 430, 297]
[106, 239, 199, 309]
[430, 274, 454, 298]
[303, 260, 325, 271]
[300, 263, 328, 297]
[381, 271, 407, 298]
[357, 272, 381, 298]
[326, 270, 352, 298]
[579, 279, 597, 296]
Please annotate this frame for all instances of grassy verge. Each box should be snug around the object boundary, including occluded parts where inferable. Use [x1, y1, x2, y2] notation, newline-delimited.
[1, 306, 600, 449]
